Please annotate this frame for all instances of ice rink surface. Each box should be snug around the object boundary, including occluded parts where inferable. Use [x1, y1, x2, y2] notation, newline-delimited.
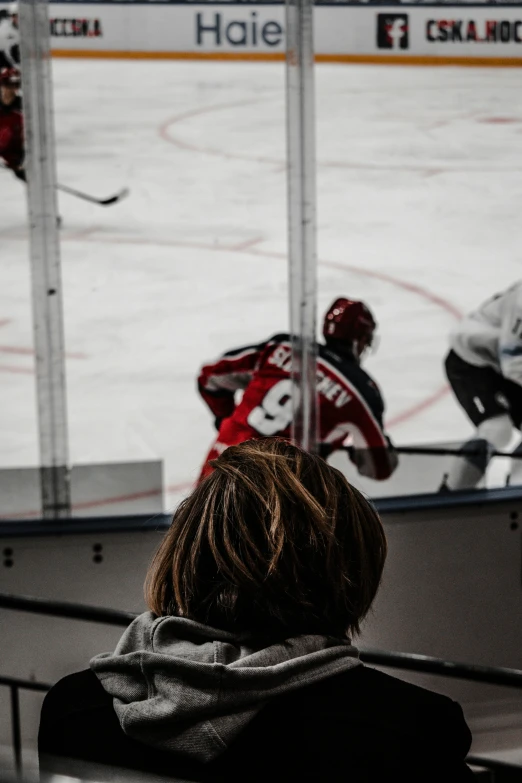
[2, 59, 522, 510]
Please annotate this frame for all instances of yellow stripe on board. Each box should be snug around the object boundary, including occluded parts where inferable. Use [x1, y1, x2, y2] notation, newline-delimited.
[51, 50, 284, 61]
[51, 49, 522, 67]
[319, 54, 522, 67]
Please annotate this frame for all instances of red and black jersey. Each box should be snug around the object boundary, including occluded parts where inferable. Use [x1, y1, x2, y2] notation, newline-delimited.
[0, 94, 23, 171]
[198, 333, 396, 481]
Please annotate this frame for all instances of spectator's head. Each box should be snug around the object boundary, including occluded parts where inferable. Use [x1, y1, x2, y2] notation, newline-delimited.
[145, 438, 387, 639]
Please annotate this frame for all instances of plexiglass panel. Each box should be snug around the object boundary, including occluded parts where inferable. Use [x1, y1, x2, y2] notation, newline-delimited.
[53, 58, 287, 515]
[315, 64, 522, 495]
[4, 0, 522, 520]
[0, 1, 38, 514]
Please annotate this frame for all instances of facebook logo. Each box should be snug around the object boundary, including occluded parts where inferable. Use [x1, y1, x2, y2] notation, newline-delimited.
[377, 14, 409, 50]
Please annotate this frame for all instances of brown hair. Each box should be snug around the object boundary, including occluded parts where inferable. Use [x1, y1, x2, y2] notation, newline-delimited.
[145, 438, 387, 638]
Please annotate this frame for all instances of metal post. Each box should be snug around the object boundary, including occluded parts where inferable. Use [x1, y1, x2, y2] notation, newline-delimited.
[10, 685, 22, 777]
[286, 0, 318, 453]
[18, 0, 71, 518]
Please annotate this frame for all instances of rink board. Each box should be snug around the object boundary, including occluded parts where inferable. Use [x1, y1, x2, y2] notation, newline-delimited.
[0, 461, 164, 519]
[5, 2, 522, 63]
[1, 490, 521, 766]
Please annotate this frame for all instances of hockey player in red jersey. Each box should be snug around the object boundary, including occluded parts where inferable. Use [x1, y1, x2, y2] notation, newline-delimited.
[0, 66, 24, 181]
[198, 298, 398, 481]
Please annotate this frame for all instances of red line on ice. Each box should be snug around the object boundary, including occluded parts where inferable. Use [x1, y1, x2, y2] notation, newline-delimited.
[0, 345, 87, 359]
[0, 316, 87, 373]
[0, 480, 193, 521]
[0, 364, 33, 375]
[229, 236, 264, 252]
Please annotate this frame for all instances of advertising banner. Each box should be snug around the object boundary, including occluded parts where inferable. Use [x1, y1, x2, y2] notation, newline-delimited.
[2, 2, 522, 62]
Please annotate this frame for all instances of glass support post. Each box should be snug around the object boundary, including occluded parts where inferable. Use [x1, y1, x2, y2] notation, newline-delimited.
[19, 0, 71, 518]
[285, 0, 318, 453]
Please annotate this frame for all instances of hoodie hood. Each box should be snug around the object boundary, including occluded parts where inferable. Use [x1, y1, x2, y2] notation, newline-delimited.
[90, 612, 360, 763]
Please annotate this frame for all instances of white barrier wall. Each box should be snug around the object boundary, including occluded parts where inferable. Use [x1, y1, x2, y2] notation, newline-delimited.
[2, 496, 522, 762]
[4, 2, 522, 61]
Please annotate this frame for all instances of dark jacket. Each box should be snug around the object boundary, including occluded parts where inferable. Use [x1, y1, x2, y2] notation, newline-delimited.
[39, 665, 474, 783]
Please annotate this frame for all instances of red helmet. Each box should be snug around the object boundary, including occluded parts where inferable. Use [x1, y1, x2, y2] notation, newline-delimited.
[323, 298, 376, 358]
[0, 67, 21, 88]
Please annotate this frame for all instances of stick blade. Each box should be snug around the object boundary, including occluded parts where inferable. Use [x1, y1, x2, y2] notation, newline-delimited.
[101, 187, 130, 206]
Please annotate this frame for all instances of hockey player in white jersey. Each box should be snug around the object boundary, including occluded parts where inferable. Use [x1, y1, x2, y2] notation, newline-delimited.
[444, 281, 522, 489]
[0, 3, 19, 70]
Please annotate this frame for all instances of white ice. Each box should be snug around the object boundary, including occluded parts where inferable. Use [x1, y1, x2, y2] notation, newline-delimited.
[2, 59, 522, 510]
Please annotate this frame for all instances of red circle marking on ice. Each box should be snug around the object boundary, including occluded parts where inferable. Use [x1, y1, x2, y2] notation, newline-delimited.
[159, 102, 522, 174]
[160, 106, 435, 173]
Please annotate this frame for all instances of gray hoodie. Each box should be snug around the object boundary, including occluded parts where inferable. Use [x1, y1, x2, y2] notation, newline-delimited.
[90, 612, 360, 763]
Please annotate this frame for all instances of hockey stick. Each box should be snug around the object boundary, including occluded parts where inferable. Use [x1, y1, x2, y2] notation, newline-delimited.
[338, 445, 522, 459]
[394, 445, 522, 460]
[57, 183, 129, 207]
[1, 164, 129, 206]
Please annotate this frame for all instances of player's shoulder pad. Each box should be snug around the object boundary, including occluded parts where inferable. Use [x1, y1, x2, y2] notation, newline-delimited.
[320, 345, 385, 413]
[221, 334, 288, 360]
[266, 332, 291, 345]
